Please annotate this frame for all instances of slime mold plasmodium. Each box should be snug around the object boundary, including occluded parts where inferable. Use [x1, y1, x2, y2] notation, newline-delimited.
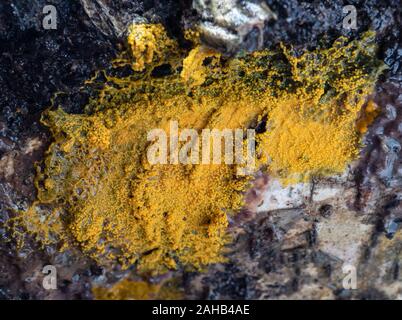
[92, 279, 182, 300]
[15, 24, 384, 273]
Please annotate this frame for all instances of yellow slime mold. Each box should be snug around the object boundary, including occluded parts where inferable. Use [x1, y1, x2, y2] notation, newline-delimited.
[17, 24, 384, 273]
[93, 279, 181, 300]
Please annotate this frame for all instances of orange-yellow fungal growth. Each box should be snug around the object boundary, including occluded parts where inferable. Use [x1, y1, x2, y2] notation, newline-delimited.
[127, 24, 177, 71]
[260, 102, 359, 183]
[93, 279, 182, 300]
[356, 100, 380, 134]
[17, 24, 384, 273]
[181, 46, 221, 87]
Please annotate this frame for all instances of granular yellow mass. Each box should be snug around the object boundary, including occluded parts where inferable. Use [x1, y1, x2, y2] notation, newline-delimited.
[260, 102, 360, 184]
[93, 279, 182, 300]
[17, 24, 384, 273]
[126, 24, 177, 72]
